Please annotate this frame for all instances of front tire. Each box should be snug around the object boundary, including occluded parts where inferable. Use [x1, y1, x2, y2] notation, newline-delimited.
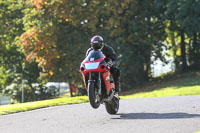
[105, 97, 119, 114]
[88, 82, 100, 109]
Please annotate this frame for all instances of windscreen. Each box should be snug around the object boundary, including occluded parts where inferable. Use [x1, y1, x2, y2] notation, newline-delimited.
[85, 50, 105, 61]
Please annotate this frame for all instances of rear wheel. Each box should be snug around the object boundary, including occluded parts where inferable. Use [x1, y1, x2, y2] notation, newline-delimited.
[88, 82, 100, 109]
[105, 96, 119, 114]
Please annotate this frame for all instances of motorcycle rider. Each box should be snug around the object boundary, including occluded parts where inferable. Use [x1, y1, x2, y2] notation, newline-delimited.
[86, 35, 121, 93]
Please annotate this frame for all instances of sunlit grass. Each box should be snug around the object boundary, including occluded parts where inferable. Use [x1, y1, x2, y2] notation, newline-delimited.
[121, 85, 200, 99]
[0, 96, 88, 115]
[121, 73, 200, 99]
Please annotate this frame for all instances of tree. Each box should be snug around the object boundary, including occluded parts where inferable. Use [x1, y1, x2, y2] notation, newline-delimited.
[19, 0, 90, 96]
[0, 0, 44, 101]
[164, 0, 200, 71]
[0, 0, 25, 94]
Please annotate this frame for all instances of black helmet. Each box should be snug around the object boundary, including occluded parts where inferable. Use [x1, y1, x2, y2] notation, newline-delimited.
[90, 35, 104, 50]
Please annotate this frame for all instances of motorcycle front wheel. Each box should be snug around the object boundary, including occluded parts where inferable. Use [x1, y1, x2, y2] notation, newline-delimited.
[88, 82, 100, 109]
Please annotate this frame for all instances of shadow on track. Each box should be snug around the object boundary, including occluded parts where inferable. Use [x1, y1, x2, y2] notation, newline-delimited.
[112, 112, 200, 120]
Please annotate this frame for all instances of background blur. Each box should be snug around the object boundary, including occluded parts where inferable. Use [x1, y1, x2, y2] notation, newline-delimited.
[0, 0, 200, 104]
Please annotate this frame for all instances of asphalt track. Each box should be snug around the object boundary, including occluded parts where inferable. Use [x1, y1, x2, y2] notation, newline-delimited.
[0, 95, 200, 133]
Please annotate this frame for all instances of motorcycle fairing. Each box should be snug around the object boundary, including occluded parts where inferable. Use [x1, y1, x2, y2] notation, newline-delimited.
[80, 50, 106, 75]
[102, 71, 114, 92]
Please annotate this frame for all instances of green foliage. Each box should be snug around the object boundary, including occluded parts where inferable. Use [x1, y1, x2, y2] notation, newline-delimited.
[105, 0, 167, 89]
[0, 0, 46, 101]
[20, 0, 90, 85]
[3, 81, 60, 103]
[164, 0, 200, 70]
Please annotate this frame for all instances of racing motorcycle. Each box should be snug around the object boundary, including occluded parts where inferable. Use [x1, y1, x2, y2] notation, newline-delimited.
[80, 49, 119, 114]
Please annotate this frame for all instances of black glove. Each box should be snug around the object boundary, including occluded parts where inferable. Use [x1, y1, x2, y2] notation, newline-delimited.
[112, 60, 119, 66]
[107, 60, 113, 67]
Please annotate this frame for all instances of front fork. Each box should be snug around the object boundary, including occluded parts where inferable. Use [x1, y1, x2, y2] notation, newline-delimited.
[88, 72, 102, 96]
[97, 72, 101, 96]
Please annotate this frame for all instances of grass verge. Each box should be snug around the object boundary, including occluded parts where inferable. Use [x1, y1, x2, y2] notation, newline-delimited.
[0, 96, 88, 115]
[120, 85, 200, 99]
[121, 71, 200, 99]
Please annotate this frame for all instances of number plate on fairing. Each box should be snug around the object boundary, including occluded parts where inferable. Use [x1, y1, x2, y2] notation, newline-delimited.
[85, 62, 99, 70]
